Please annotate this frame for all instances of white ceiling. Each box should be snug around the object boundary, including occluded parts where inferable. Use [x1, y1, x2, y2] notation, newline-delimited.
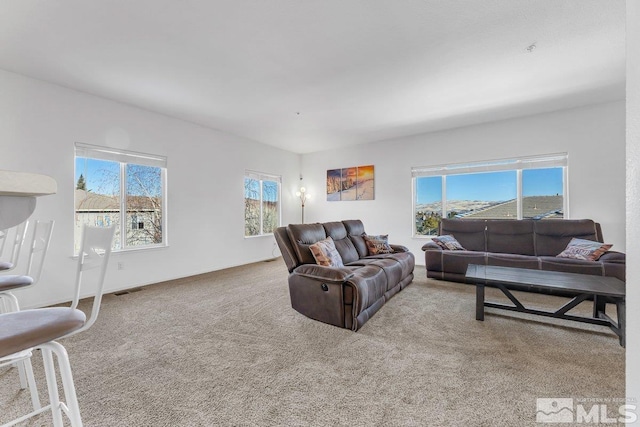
[0, 0, 626, 154]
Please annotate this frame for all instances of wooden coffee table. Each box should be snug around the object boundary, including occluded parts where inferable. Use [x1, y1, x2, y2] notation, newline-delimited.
[465, 265, 626, 347]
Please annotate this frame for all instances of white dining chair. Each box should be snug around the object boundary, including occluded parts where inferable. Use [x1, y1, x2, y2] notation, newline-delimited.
[0, 220, 55, 411]
[0, 220, 55, 312]
[0, 225, 114, 427]
[0, 220, 29, 272]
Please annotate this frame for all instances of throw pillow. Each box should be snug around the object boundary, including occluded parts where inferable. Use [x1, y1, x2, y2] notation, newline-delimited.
[309, 236, 344, 267]
[432, 235, 465, 251]
[363, 234, 393, 255]
[556, 238, 612, 261]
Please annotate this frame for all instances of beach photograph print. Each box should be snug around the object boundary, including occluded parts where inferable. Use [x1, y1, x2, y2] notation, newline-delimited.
[326, 165, 375, 201]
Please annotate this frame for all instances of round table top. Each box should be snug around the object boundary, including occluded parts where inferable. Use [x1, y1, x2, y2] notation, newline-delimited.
[0, 170, 57, 229]
[0, 170, 57, 197]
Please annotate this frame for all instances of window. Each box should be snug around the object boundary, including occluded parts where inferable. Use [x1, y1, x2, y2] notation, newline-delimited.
[74, 143, 167, 253]
[244, 171, 281, 236]
[131, 215, 145, 230]
[413, 154, 567, 236]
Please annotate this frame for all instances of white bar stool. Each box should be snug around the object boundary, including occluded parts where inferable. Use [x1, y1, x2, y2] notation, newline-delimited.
[0, 225, 114, 427]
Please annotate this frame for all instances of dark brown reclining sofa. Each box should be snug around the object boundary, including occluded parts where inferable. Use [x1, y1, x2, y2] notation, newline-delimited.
[275, 220, 415, 331]
[422, 219, 625, 286]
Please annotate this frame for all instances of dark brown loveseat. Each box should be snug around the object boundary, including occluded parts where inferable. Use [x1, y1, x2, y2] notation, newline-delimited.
[274, 220, 415, 331]
[422, 219, 625, 285]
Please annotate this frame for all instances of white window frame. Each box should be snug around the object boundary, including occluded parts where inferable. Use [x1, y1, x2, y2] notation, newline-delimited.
[244, 170, 282, 237]
[412, 153, 568, 238]
[74, 142, 168, 252]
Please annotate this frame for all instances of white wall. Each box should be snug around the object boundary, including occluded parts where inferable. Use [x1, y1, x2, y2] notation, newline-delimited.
[626, 0, 640, 417]
[301, 101, 626, 261]
[0, 69, 300, 308]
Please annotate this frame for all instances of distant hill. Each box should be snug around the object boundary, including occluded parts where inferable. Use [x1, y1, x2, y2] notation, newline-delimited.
[416, 195, 563, 219]
[416, 200, 499, 214]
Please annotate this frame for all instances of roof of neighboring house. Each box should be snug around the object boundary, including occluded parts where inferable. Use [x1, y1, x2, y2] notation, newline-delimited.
[75, 189, 118, 211]
[75, 190, 160, 212]
[522, 195, 563, 219]
[458, 196, 563, 220]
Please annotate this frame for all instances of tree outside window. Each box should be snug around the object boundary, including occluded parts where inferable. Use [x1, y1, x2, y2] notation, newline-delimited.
[245, 178, 261, 236]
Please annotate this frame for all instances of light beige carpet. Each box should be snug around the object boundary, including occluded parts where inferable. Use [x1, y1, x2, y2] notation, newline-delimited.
[0, 258, 624, 426]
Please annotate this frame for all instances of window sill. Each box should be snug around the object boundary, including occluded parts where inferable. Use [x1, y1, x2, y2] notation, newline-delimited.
[244, 233, 275, 239]
[71, 243, 168, 259]
[113, 244, 169, 254]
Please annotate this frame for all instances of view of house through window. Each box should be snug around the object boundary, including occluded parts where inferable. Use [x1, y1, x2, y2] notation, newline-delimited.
[74, 143, 167, 253]
[413, 155, 567, 236]
[245, 171, 281, 236]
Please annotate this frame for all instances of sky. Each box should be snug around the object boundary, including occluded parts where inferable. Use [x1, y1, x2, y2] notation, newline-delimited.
[416, 168, 563, 204]
[75, 157, 162, 196]
[75, 158, 120, 194]
[244, 177, 279, 202]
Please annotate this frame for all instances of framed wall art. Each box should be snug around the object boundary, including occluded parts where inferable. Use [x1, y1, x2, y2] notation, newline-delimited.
[326, 165, 374, 201]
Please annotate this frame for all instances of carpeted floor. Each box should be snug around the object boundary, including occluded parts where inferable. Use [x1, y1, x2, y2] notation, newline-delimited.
[0, 258, 625, 426]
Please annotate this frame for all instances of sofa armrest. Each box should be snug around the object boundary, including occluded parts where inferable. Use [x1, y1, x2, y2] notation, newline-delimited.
[292, 264, 355, 283]
[390, 244, 409, 253]
[598, 251, 626, 263]
[422, 241, 442, 251]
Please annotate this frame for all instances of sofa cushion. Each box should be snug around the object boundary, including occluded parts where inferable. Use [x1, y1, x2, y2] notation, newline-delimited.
[539, 256, 604, 276]
[364, 234, 393, 255]
[440, 219, 486, 252]
[432, 235, 465, 251]
[380, 252, 415, 280]
[343, 219, 369, 258]
[534, 219, 599, 256]
[309, 237, 344, 267]
[366, 258, 403, 291]
[556, 238, 612, 261]
[323, 221, 360, 264]
[347, 252, 415, 293]
[487, 253, 540, 270]
[441, 251, 486, 275]
[347, 265, 388, 312]
[486, 220, 535, 255]
[286, 223, 327, 265]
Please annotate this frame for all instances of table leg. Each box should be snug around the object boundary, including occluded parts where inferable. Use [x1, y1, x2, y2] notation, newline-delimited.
[476, 283, 485, 321]
[617, 299, 625, 347]
[593, 295, 606, 318]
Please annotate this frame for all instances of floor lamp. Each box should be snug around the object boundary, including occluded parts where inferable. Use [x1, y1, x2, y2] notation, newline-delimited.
[295, 187, 310, 223]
